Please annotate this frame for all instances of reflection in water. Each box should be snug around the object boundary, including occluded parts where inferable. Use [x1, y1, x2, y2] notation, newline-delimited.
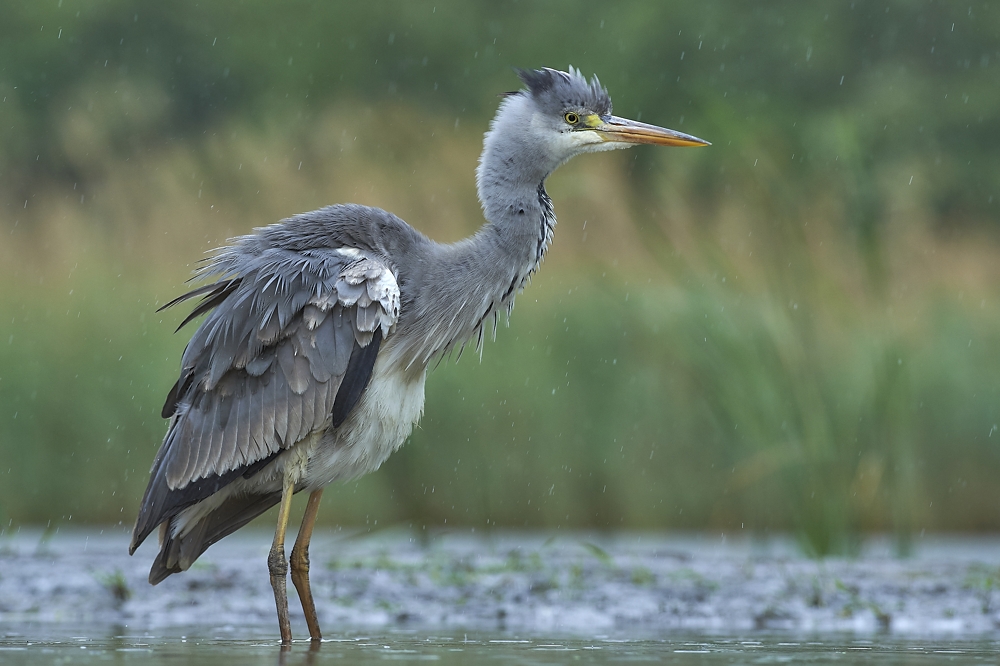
[277, 639, 320, 666]
[1, 629, 999, 665]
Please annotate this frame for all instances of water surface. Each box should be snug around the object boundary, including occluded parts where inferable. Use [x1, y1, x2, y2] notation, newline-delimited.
[2, 629, 999, 665]
[5, 530, 1000, 663]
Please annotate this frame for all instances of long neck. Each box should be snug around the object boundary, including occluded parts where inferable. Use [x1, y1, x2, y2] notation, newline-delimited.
[393, 97, 558, 368]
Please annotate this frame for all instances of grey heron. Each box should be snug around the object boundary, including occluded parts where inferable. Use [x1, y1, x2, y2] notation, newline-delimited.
[129, 67, 708, 644]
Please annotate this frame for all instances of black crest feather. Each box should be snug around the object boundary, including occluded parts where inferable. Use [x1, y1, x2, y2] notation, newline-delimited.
[516, 66, 612, 117]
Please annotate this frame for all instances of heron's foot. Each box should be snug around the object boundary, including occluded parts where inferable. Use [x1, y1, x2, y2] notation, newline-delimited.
[268, 545, 292, 644]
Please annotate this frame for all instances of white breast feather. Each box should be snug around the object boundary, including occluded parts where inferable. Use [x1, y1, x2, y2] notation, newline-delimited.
[304, 354, 426, 490]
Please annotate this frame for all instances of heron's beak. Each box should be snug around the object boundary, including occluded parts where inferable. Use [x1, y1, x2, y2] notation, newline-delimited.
[595, 115, 710, 147]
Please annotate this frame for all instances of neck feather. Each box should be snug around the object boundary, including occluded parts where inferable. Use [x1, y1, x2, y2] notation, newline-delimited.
[394, 97, 558, 368]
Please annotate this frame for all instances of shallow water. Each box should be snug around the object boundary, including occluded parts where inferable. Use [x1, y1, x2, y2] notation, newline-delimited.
[6, 529, 1000, 635]
[5, 529, 1000, 663]
[2, 629, 999, 665]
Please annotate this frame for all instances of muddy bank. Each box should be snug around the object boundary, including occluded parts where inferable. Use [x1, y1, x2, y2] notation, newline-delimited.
[2, 529, 999, 637]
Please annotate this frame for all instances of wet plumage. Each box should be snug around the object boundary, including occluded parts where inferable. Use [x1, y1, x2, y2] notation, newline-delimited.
[130, 66, 708, 644]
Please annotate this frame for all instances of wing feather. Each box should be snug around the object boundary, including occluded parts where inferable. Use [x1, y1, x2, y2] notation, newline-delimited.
[202, 398, 223, 479]
[332, 306, 353, 368]
[192, 396, 217, 486]
[285, 387, 304, 445]
[300, 332, 326, 383]
[176, 396, 209, 488]
[272, 371, 289, 449]
[173, 280, 241, 332]
[131, 244, 401, 552]
[233, 387, 251, 471]
[259, 373, 277, 454]
[218, 391, 239, 467]
[245, 347, 274, 377]
[302, 313, 341, 382]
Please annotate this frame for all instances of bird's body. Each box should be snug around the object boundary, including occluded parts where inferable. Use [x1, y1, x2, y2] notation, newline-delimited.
[130, 67, 708, 643]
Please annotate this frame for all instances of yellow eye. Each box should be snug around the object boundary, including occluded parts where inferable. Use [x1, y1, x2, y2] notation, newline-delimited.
[564, 112, 580, 125]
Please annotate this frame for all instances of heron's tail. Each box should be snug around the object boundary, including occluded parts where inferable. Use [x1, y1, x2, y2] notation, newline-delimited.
[148, 491, 281, 585]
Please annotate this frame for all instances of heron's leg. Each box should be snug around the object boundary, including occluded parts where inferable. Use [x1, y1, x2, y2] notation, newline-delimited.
[269, 473, 296, 645]
[290, 489, 324, 641]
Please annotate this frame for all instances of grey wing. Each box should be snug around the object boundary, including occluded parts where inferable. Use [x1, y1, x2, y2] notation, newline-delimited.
[130, 246, 399, 552]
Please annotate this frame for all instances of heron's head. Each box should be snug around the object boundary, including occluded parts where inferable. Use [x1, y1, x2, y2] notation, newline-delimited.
[477, 67, 709, 203]
[499, 67, 708, 169]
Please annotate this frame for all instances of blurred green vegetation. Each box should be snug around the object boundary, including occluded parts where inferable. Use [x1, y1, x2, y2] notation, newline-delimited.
[2, 1, 1000, 555]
